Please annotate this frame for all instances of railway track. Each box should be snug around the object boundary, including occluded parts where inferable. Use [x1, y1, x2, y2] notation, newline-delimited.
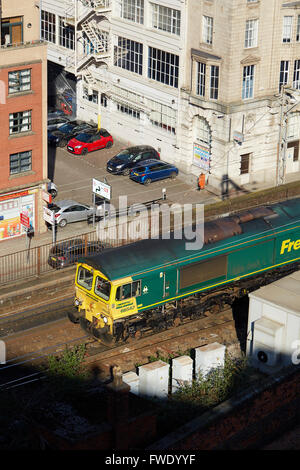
[0, 304, 241, 389]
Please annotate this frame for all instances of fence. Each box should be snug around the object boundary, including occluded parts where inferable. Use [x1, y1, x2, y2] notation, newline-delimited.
[0, 202, 201, 286]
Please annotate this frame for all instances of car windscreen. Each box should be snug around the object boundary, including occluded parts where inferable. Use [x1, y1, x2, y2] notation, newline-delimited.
[75, 133, 92, 143]
[59, 123, 74, 133]
[99, 129, 110, 137]
[115, 150, 136, 161]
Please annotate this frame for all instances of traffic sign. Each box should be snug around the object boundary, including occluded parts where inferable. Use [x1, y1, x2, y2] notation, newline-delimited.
[42, 191, 52, 204]
[43, 206, 55, 225]
[20, 212, 30, 228]
[92, 178, 111, 200]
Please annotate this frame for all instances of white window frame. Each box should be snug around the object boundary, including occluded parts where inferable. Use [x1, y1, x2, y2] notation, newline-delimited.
[148, 98, 176, 135]
[119, 0, 144, 24]
[114, 36, 143, 75]
[148, 47, 179, 88]
[279, 60, 289, 92]
[242, 64, 255, 99]
[245, 19, 258, 48]
[202, 16, 213, 45]
[196, 62, 206, 97]
[151, 3, 181, 36]
[293, 60, 300, 89]
[9, 110, 32, 135]
[41, 10, 56, 44]
[210, 65, 219, 100]
[283, 16, 293, 43]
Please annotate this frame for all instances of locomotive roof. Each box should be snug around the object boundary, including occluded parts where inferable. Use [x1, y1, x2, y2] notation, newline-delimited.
[79, 198, 300, 280]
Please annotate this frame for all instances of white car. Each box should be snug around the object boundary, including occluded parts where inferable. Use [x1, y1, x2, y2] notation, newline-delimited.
[48, 200, 95, 228]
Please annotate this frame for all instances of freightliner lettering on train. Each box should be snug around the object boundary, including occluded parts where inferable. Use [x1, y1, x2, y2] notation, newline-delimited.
[280, 239, 300, 255]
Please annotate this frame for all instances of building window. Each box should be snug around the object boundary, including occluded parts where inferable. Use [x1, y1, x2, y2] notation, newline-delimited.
[8, 69, 31, 94]
[210, 65, 219, 99]
[245, 19, 258, 48]
[242, 64, 254, 99]
[151, 4, 181, 36]
[41, 10, 56, 43]
[196, 62, 206, 97]
[10, 151, 32, 175]
[59, 18, 74, 49]
[83, 87, 98, 103]
[119, 0, 144, 24]
[297, 15, 300, 41]
[279, 60, 289, 91]
[148, 47, 179, 88]
[202, 16, 213, 45]
[114, 37, 143, 75]
[83, 87, 108, 107]
[1, 16, 23, 45]
[293, 60, 300, 89]
[148, 99, 176, 134]
[9, 110, 32, 135]
[240, 153, 250, 175]
[283, 16, 293, 43]
[116, 101, 140, 119]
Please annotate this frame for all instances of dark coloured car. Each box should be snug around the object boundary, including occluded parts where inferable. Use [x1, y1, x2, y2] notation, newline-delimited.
[48, 120, 96, 147]
[67, 128, 113, 155]
[106, 145, 160, 175]
[48, 239, 106, 269]
[129, 159, 179, 185]
[47, 116, 70, 131]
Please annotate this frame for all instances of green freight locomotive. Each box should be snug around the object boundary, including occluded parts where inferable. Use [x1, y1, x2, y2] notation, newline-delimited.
[69, 198, 300, 345]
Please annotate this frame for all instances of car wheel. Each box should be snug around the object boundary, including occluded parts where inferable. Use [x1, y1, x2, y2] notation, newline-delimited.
[49, 189, 57, 198]
[106, 141, 113, 149]
[123, 168, 130, 176]
[58, 139, 67, 148]
[81, 148, 88, 156]
[58, 219, 67, 228]
[144, 178, 151, 186]
[170, 172, 177, 180]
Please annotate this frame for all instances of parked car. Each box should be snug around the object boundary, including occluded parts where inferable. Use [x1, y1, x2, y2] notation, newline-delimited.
[67, 128, 113, 155]
[129, 159, 179, 185]
[47, 116, 70, 131]
[48, 120, 96, 147]
[48, 239, 106, 269]
[47, 200, 96, 227]
[106, 145, 160, 175]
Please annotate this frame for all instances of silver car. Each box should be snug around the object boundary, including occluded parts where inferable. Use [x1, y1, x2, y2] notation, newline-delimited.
[49, 200, 95, 228]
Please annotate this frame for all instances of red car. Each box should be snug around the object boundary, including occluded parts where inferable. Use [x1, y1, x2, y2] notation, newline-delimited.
[67, 128, 113, 155]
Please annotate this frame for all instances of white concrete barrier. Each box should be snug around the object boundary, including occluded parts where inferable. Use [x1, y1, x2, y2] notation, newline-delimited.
[195, 342, 226, 379]
[171, 355, 193, 393]
[138, 360, 169, 399]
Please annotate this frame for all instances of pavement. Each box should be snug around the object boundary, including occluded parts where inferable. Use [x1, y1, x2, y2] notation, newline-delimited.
[0, 136, 300, 259]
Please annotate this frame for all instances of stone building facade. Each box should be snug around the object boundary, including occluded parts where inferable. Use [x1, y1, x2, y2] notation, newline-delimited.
[40, 0, 300, 193]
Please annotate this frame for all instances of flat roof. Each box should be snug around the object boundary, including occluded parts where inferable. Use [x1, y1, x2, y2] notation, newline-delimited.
[249, 270, 300, 315]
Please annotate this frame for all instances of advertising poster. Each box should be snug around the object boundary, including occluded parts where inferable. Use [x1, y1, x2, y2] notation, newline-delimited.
[0, 191, 35, 241]
[193, 142, 211, 172]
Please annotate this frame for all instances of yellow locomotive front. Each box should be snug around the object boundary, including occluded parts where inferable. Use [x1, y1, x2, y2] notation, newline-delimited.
[71, 262, 140, 344]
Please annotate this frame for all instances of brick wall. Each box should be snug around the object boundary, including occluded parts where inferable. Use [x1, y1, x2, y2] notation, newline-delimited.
[148, 365, 300, 450]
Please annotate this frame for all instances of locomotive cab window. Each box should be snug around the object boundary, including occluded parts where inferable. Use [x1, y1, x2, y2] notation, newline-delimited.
[180, 255, 227, 289]
[116, 280, 141, 300]
[94, 276, 111, 301]
[77, 266, 93, 290]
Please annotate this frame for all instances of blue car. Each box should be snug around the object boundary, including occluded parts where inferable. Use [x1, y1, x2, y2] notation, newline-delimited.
[129, 159, 179, 185]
